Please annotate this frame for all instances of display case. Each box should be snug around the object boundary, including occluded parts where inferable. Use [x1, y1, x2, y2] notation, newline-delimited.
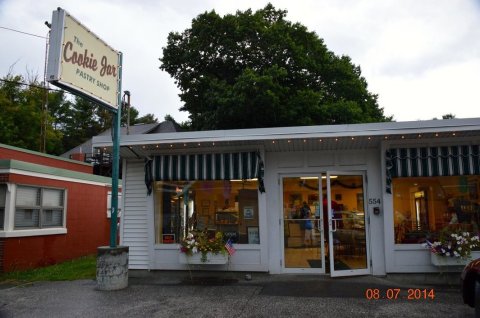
[215, 211, 239, 225]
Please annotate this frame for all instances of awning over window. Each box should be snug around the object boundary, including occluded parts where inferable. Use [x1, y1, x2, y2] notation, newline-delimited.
[145, 151, 265, 193]
[386, 145, 480, 193]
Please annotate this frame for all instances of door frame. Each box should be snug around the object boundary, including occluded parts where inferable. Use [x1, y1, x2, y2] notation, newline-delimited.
[280, 173, 325, 274]
[326, 171, 371, 277]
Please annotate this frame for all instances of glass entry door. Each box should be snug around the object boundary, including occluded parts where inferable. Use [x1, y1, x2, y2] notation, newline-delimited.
[282, 176, 325, 273]
[326, 172, 370, 277]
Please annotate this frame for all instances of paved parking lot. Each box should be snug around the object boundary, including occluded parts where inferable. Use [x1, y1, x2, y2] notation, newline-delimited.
[0, 271, 476, 318]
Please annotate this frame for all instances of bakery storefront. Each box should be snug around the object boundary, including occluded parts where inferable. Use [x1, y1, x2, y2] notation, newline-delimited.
[93, 118, 480, 276]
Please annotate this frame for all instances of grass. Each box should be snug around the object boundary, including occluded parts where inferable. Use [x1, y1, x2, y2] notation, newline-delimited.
[0, 255, 97, 284]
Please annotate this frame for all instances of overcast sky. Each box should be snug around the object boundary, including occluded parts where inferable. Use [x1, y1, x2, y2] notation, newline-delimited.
[1, 0, 479, 124]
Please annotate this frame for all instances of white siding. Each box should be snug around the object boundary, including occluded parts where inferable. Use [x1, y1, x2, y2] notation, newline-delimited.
[121, 160, 149, 269]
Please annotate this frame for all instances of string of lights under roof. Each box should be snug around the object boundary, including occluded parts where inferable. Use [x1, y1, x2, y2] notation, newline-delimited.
[97, 131, 462, 152]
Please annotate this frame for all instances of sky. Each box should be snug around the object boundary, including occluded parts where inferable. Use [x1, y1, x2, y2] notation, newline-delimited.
[1, 0, 479, 123]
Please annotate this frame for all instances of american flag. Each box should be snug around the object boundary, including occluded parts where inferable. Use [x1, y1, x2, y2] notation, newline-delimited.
[225, 238, 236, 256]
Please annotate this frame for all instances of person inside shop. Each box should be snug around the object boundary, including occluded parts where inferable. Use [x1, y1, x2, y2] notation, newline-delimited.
[301, 201, 314, 246]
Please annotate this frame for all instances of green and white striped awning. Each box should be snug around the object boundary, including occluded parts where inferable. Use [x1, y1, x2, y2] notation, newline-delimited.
[153, 151, 261, 181]
[385, 145, 480, 193]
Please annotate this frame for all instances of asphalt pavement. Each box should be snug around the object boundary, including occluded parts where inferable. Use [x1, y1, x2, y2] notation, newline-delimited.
[0, 270, 476, 318]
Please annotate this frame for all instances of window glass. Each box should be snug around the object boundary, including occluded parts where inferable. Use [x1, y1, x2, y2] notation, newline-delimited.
[43, 189, 63, 207]
[154, 180, 259, 244]
[16, 186, 40, 206]
[42, 209, 63, 227]
[393, 176, 480, 244]
[15, 209, 40, 228]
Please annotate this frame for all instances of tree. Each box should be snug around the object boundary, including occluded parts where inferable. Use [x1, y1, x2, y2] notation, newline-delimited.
[160, 4, 391, 130]
[1, 73, 158, 155]
[442, 113, 455, 119]
[0, 74, 63, 154]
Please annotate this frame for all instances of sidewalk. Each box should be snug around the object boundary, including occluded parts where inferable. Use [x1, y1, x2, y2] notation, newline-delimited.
[0, 270, 475, 318]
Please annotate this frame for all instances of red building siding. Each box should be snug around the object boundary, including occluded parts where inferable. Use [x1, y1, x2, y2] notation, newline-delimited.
[0, 146, 92, 174]
[2, 173, 111, 272]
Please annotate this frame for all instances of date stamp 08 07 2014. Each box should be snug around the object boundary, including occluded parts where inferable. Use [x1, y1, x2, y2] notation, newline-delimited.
[365, 288, 435, 300]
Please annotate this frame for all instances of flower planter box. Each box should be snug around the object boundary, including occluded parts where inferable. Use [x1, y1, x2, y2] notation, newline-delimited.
[430, 253, 469, 266]
[179, 252, 228, 265]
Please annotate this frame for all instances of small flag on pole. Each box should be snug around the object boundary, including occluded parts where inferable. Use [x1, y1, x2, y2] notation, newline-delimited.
[225, 238, 236, 256]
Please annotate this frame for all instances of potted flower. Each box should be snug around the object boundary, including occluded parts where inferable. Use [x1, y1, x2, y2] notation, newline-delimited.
[179, 231, 229, 264]
[423, 230, 480, 266]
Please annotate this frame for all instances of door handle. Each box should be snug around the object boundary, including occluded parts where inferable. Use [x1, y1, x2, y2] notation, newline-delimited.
[331, 219, 338, 232]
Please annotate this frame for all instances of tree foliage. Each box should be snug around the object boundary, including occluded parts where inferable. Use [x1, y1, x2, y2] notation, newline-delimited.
[160, 4, 392, 130]
[0, 74, 63, 153]
[0, 74, 158, 155]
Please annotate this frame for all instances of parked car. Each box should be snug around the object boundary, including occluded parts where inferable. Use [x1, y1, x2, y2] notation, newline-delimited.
[461, 257, 480, 315]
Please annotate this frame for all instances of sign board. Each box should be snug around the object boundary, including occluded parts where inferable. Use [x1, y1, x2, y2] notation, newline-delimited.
[47, 8, 121, 110]
[162, 234, 175, 244]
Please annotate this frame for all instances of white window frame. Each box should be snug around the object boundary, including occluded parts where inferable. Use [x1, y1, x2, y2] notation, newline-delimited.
[106, 191, 122, 218]
[0, 183, 67, 238]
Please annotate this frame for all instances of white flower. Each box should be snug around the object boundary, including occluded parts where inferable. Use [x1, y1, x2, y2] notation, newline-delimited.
[192, 247, 198, 254]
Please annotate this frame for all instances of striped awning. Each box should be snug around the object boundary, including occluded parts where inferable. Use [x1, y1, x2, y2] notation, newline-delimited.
[386, 145, 480, 193]
[153, 151, 260, 181]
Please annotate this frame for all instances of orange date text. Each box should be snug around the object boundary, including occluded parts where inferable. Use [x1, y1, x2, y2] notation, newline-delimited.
[364, 288, 435, 300]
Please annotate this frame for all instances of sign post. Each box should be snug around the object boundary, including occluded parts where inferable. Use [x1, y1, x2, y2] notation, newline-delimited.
[110, 55, 121, 247]
[47, 7, 128, 290]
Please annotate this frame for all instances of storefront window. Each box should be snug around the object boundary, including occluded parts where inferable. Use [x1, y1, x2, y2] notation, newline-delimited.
[154, 180, 259, 244]
[393, 176, 480, 244]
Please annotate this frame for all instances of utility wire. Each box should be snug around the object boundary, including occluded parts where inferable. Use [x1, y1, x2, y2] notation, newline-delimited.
[0, 78, 62, 92]
[0, 26, 46, 39]
[0, 78, 79, 97]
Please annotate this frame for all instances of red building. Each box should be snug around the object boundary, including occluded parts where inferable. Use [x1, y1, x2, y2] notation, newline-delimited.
[0, 143, 115, 272]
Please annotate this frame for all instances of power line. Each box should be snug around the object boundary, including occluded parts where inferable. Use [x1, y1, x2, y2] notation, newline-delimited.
[0, 78, 75, 95]
[0, 26, 46, 39]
